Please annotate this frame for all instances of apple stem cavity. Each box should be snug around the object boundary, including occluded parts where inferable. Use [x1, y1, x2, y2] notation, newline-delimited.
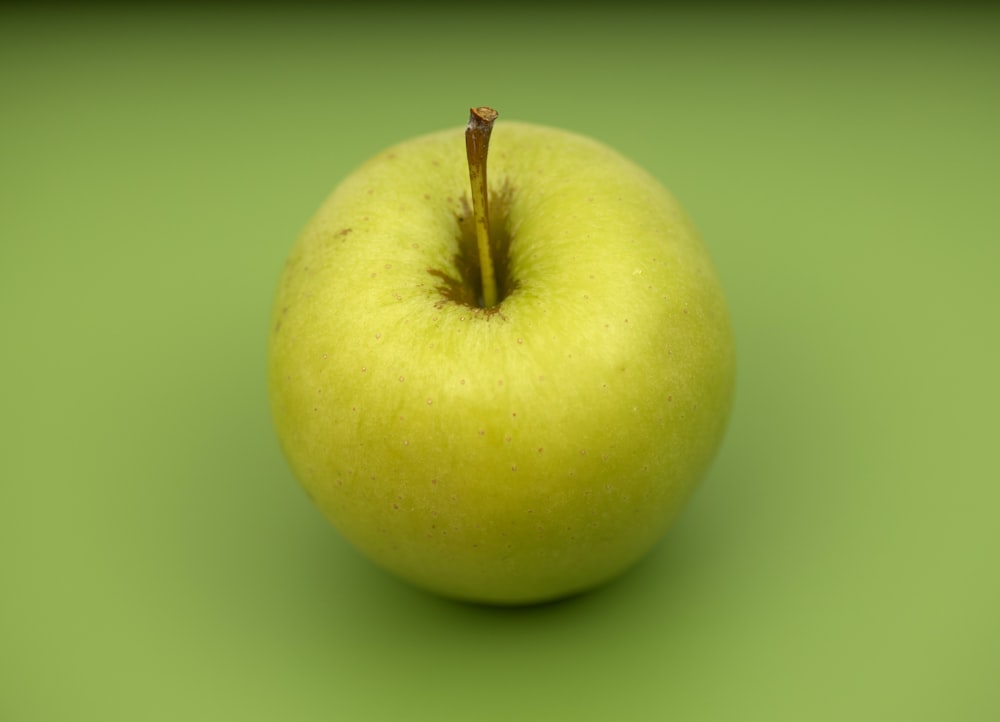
[465, 106, 500, 309]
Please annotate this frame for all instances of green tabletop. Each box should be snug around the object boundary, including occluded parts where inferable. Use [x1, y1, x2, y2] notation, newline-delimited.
[3, 6, 998, 721]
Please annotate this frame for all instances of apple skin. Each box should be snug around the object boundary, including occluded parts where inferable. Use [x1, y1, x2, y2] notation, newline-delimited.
[268, 121, 735, 605]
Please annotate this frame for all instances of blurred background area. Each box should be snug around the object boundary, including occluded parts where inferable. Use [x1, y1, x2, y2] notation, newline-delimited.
[2, 4, 998, 721]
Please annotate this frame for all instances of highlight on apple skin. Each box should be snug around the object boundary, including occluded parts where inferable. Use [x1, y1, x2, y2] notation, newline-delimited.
[268, 108, 735, 605]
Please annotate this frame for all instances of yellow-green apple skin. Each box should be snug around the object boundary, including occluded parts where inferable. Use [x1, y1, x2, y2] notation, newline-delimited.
[268, 121, 735, 605]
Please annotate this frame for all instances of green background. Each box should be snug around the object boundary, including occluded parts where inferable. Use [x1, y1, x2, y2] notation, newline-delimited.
[3, 5, 998, 720]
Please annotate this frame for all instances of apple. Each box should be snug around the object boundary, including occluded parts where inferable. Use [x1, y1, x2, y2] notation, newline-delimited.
[268, 107, 735, 605]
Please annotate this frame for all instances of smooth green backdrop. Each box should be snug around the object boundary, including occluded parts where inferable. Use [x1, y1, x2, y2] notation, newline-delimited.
[2, 5, 997, 721]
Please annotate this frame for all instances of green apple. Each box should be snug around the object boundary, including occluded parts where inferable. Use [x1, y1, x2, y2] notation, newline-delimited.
[268, 108, 735, 605]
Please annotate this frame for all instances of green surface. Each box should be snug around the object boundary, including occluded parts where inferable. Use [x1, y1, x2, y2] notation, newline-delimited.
[2, 5, 998, 721]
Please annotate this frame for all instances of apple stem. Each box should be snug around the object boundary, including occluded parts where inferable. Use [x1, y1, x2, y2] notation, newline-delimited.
[465, 106, 500, 309]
